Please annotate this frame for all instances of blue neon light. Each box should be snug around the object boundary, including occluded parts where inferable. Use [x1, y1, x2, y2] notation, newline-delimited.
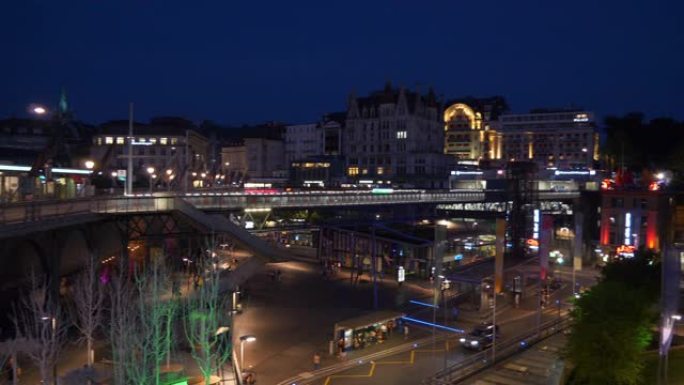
[401, 316, 463, 333]
[409, 300, 439, 308]
[454, 254, 463, 261]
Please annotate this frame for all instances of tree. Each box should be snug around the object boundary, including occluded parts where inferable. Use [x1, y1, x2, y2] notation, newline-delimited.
[12, 272, 67, 385]
[71, 254, 105, 367]
[567, 256, 660, 385]
[108, 257, 176, 385]
[567, 281, 655, 385]
[184, 238, 232, 385]
[0, 334, 26, 385]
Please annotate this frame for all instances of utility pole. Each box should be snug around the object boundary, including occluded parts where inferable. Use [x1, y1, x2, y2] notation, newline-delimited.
[371, 225, 378, 310]
[126, 103, 134, 195]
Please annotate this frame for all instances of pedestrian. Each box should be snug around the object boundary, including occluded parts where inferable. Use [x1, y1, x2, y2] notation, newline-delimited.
[337, 338, 345, 358]
[403, 325, 409, 340]
[313, 352, 321, 370]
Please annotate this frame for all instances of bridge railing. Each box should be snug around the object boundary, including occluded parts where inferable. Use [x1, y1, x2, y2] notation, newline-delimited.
[422, 317, 571, 385]
[0, 190, 490, 225]
[0, 198, 95, 225]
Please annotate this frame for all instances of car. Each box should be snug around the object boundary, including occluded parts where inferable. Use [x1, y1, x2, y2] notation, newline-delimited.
[459, 322, 500, 351]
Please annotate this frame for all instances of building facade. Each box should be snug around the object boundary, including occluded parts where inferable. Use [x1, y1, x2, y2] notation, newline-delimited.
[222, 138, 286, 182]
[284, 123, 321, 164]
[599, 190, 661, 254]
[498, 110, 599, 169]
[344, 83, 452, 186]
[443, 97, 507, 164]
[90, 117, 208, 186]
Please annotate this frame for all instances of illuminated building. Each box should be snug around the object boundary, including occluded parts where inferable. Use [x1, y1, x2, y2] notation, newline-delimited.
[344, 82, 452, 186]
[599, 190, 661, 253]
[499, 109, 598, 169]
[443, 97, 507, 163]
[91, 117, 208, 177]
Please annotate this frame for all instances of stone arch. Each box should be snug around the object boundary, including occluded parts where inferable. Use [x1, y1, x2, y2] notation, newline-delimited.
[0, 238, 46, 288]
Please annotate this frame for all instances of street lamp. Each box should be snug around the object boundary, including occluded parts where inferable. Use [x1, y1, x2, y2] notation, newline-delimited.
[239, 335, 256, 370]
[31, 105, 47, 115]
[146, 167, 156, 193]
[85, 160, 95, 170]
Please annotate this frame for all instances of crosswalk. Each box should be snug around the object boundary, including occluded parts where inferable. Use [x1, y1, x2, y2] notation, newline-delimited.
[463, 334, 566, 385]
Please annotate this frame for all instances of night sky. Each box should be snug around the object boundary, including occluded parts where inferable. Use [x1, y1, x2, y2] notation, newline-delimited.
[2, 0, 683, 125]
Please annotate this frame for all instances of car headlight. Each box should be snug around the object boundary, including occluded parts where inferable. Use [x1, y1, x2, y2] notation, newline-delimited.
[459, 338, 466, 343]
[471, 340, 479, 346]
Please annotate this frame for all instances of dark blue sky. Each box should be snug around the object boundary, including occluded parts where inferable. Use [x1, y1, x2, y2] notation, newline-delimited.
[2, 0, 683, 125]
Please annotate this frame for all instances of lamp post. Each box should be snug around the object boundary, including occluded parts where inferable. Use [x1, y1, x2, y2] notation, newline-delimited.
[239, 335, 256, 370]
[146, 167, 155, 193]
[111, 171, 118, 193]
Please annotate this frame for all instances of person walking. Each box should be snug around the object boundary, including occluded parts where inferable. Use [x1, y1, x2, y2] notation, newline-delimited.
[403, 324, 410, 340]
[313, 352, 321, 370]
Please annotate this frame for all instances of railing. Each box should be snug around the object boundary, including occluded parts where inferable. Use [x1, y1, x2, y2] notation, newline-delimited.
[0, 191, 489, 225]
[423, 317, 571, 385]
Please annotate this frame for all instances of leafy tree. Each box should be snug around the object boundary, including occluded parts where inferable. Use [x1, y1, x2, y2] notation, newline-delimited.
[567, 256, 660, 385]
[567, 281, 655, 385]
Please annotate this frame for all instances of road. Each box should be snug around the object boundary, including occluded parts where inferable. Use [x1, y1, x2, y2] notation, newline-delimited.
[312, 288, 575, 385]
[231, 259, 433, 385]
[231, 254, 598, 385]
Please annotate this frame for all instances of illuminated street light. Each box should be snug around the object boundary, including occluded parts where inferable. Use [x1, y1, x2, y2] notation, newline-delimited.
[146, 167, 155, 175]
[111, 171, 117, 178]
[239, 335, 256, 370]
[201, 172, 207, 178]
[672, 314, 682, 321]
[32, 105, 47, 115]
[84, 160, 95, 170]
[166, 169, 173, 175]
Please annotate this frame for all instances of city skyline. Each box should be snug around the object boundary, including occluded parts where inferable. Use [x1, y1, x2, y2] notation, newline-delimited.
[2, 0, 683, 124]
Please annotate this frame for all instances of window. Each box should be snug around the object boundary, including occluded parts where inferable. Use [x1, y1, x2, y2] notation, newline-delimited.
[116, 137, 125, 145]
[149, 138, 157, 144]
[396, 131, 407, 139]
[160, 138, 168, 145]
[348, 167, 359, 176]
[105, 137, 114, 144]
[96, 138, 102, 145]
[377, 167, 384, 175]
[171, 138, 178, 145]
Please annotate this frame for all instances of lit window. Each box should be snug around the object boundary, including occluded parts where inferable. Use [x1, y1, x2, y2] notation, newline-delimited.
[160, 138, 168, 145]
[396, 131, 407, 139]
[377, 167, 384, 175]
[171, 138, 178, 145]
[96, 138, 102, 145]
[105, 137, 114, 144]
[348, 167, 359, 176]
[116, 137, 125, 145]
[362, 168, 368, 175]
[149, 138, 157, 144]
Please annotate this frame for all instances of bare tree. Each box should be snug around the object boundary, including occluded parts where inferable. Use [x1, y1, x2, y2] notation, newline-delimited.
[108, 257, 176, 385]
[0, 334, 25, 385]
[184, 237, 232, 385]
[108, 262, 136, 385]
[71, 254, 104, 367]
[12, 272, 67, 385]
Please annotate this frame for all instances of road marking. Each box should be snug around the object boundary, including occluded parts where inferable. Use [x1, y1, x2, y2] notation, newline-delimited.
[322, 346, 449, 384]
